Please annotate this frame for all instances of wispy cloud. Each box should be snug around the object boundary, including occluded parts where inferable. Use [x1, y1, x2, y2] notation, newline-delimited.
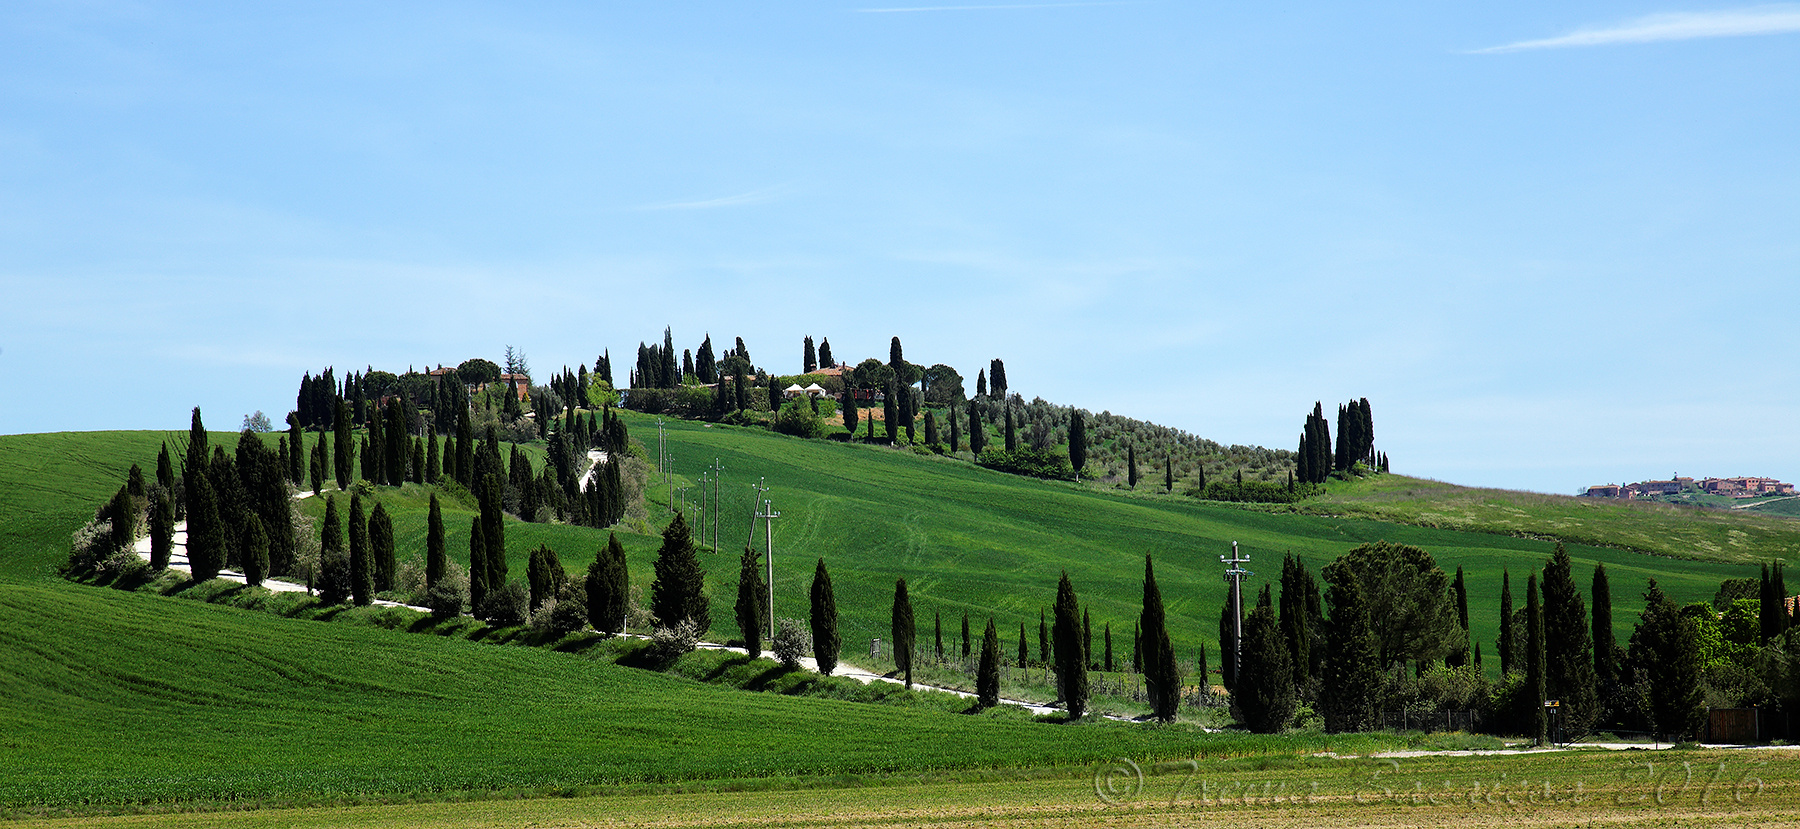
[637, 185, 788, 211]
[1472, 5, 1800, 53]
[857, 2, 1131, 13]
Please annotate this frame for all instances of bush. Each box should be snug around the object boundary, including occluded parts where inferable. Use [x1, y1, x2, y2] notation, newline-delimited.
[96, 548, 151, 588]
[651, 618, 703, 661]
[532, 582, 589, 635]
[423, 581, 466, 620]
[1190, 479, 1322, 504]
[479, 580, 528, 626]
[64, 517, 115, 575]
[774, 617, 811, 669]
[773, 398, 824, 438]
[975, 448, 1074, 480]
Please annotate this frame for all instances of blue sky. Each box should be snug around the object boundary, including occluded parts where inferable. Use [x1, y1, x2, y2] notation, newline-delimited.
[2, 2, 1795, 494]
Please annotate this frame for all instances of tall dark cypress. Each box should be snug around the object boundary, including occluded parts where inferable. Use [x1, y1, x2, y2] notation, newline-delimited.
[1526, 572, 1547, 744]
[1127, 445, 1138, 488]
[1039, 608, 1048, 663]
[426, 494, 447, 587]
[241, 513, 269, 588]
[187, 472, 225, 582]
[949, 400, 961, 452]
[924, 410, 938, 447]
[1018, 623, 1028, 669]
[468, 516, 489, 614]
[1278, 554, 1314, 687]
[1542, 543, 1598, 737]
[650, 513, 709, 633]
[1321, 574, 1379, 733]
[892, 578, 915, 688]
[1629, 579, 1705, 741]
[1053, 571, 1089, 719]
[149, 491, 174, 570]
[1498, 569, 1516, 674]
[1592, 563, 1616, 683]
[425, 425, 440, 483]
[348, 494, 371, 606]
[1140, 555, 1180, 722]
[1068, 410, 1087, 481]
[803, 335, 817, 374]
[968, 404, 984, 454]
[369, 502, 396, 593]
[319, 496, 349, 605]
[962, 613, 971, 660]
[977, 617, 1000, 707]
[737, 546, 766, 658]
[587, 532, 629, 635]
[1105, 623, 1115, 672]
[810, 557, 840, 675]
[480, 472, 506, 592]
[1450, 566, 1471, 667]
[883, 382, 898, 442]
[935, 610, 944, 662]
[287, 415, 304, 483]
[1238, 586, 1296, 733]
[333, 398, 353, 488]
[1165, 455, 1173, 493]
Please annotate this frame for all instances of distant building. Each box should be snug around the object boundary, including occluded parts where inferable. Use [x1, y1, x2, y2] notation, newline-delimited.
[1582, 473, 1793, 499]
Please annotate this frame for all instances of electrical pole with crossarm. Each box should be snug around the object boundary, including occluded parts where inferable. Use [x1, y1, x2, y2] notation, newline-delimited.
[1221, 541, 1251, 689]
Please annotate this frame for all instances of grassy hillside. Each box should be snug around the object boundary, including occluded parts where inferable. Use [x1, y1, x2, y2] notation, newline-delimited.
[621, 414, 1754, 674]
[1280, 474, 1800, 565]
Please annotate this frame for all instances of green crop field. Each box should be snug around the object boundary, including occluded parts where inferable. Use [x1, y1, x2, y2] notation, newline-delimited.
[0, 421, 1788, 819]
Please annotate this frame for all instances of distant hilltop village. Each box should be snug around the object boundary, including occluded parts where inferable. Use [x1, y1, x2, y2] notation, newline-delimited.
[1583, 475, 1796, 499]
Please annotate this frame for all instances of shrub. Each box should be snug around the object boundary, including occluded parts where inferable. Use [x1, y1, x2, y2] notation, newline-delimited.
[774, 617, 811, 669]
[96, 548, 151, 588]
[651, 618, 703, 661]
[532, 582, 589, 635]
[479, 580, 528, 626]
[773, 398, 824, 439]
[976, 447, 1073, 480]
[65, 516, 115, 575]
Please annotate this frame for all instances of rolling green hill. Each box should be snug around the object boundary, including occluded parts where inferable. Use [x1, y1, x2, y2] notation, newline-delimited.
[0, 422, 1782, 811]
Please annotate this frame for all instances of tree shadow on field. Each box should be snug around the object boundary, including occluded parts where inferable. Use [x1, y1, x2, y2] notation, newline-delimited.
[704, 654, 755, 683]
[311, 605, 346, 622]
[742, 665, 800, 692]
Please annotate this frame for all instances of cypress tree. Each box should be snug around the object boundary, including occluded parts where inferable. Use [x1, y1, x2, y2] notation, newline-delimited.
[1105, 622, 1114, 672]
[1165, 455, 1173, 493]
[1068, 410, 1087, 481]
[309, 433, 325, 495]
[187, 471, 225, 582]
[1278, 554, 1315, 688]
[149, 491, 174, 570]
[1140, 555, 1180, 722]
[968, 404, 984, 454]
[1762, 560, 1791, 642]
[480, 472, 506, 592]
[962, 613, 971, 660]
[425, 494, 446, 587]
[1127, 445, 1138, 488]
[1449, 566, 1471, 667]
[733, 372, 748, 412]
[1196, 641, 1207, 686]
[976, 369, 987, 398]
[586, 532, 629, 634]
[1542, 543, 1599, 737]
[242, 513, 269, 587]
[348, 494, 371, 606]
[1053, 571, 1089, 719]
[1018, 624, 1028, 669]
[425, 425, 440, 483]
[1526, 572, 1547, 744]
[455, 408, 474, 487]
[1133, 622, 1142, 673]
[1592, 563, 1616, 683]
[333, 399, 353, 488]
[468, 516, 489, 614]
[1498, 569, 1515, 674]
[948, 399, 961, 452]
[935, 610, 944, 662]
[1237, 587, 1296, 733]
[1321, 574, 1380, 733]
[737, 546, 766, 658]
[318, 496, 349, 605]
[924, 410, 938, 447]
[1219, 587, 1240, 691]
[817, 337, 832, 369]
[651, 513, 709, 634]
[892, 578, 915, 688]
[368, 501, 396, 593]
[803, 335, 817, 374]
[1083, 607, 1093, 669]
[977, 618, 1001, 707]
[1038, 608, 1049, 663]
[810, 557, 840, 675]
[157, 441, 176, 493]
[883, 382, 898, 442]
[1629, 579, 1705, 741]
[842, 388, 858, 435]
[767, 376, 780, 412]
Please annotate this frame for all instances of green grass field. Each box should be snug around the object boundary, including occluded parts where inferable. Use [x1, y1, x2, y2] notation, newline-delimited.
[0, 421, 1789, 818]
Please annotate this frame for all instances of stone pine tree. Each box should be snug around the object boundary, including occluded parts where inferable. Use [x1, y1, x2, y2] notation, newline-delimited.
[1237, 586, 1296, 733]
[1592, 563, 1618, 684]
[1140, 555, 1181, 722]
[369, 502, 396, 593]
[736, 546, 766, 658]
[810, 557, 841, 675]
[892, 578, 915, 688]
[1498, 570, 1516, 674]
[1068, 410, 1087, 481]
[1629, 579, 1705, 741]
[1526, 572, 1547, 744]
[1321, 571, 1380, 733]
[425, 494, 447, 588]
[587, 533, 629, 635]
[348, 494, 372, 606]
[1053, 571, 1089, 719]
[977, 617, 1001, 708]
[1542, 543, 1599, 737]
[651, 513, 709, 634]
